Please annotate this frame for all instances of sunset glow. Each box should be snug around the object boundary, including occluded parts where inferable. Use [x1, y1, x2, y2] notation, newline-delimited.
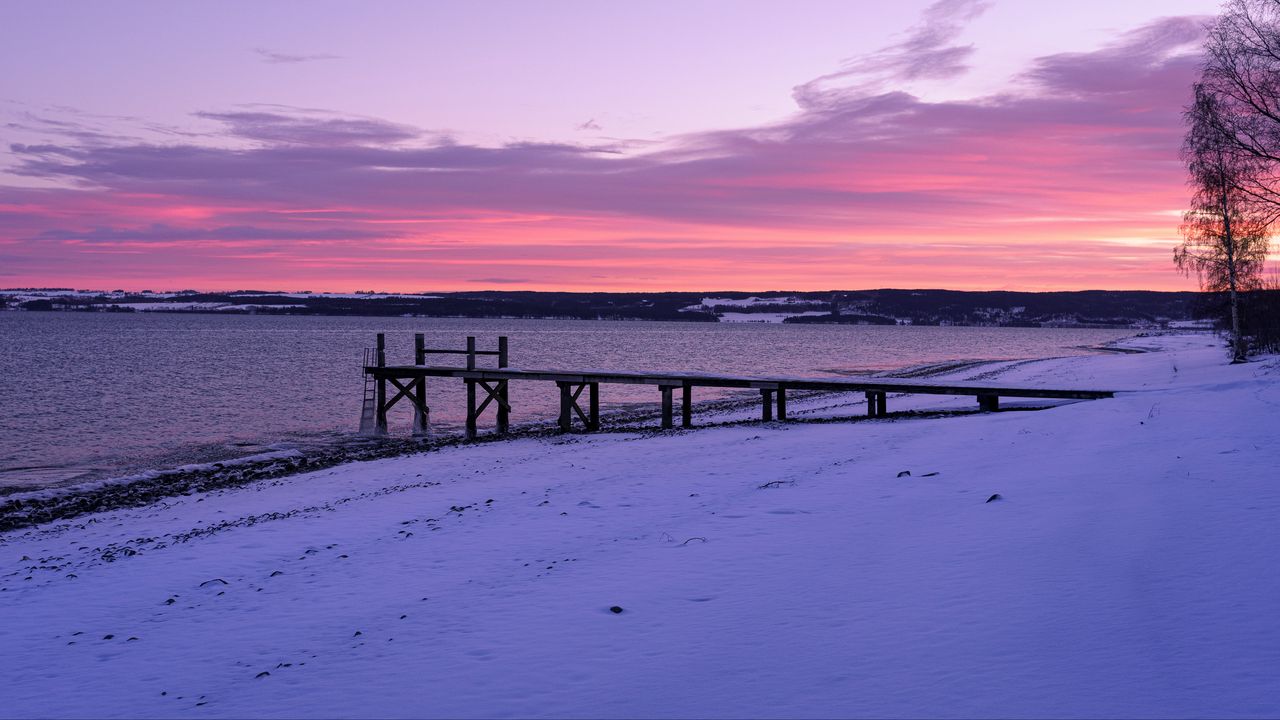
[0, 0, 1225, 291]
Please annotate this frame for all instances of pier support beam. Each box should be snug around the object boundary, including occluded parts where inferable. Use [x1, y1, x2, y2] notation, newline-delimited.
[865, 391, 888, 418]
[681, 384, 693, 428]
[558, 381, 595, 432]
[761, 389, 774, 421]
[558, 382, 571, 432]
[412, 379, 428, 437]
[464, 380, 512, 439]
[660, 385, 676, 429]
[497, 337, 510, 434]
[375, 333, 388, 435]
[466, 380, 478, 440]
[776, 387, 788, 421]
[413, 333, 429, 437]
[378, 376, 429, 440]
[978, 394, 999, 412]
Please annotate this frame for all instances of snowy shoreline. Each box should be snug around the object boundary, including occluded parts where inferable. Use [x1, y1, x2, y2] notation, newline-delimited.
[0, 346, 1124, 529]
[2, 332, 1278, 718]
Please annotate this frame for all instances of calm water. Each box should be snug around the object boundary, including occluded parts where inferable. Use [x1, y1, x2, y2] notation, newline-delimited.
[0, 313, 1133, 491]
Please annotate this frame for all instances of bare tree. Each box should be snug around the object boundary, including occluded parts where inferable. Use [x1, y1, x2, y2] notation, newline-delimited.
[1178, 84, 1272, 362]
[1200, 0, 1280, 208]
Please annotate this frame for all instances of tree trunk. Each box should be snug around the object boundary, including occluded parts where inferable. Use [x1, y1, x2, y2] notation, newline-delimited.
[1220, 185, 1246, 363]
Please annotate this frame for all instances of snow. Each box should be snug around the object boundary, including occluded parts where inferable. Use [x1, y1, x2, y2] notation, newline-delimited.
[98, 302, 308, 312]
[716, 311, 830, 323]
[2, 333, 1278, 718]
[681, 296, 832, 322]
[214, 304, 308, 312]
[696, 295, 809, 307]
[105, 302, 230, 311]
[228, 293, 442, 300]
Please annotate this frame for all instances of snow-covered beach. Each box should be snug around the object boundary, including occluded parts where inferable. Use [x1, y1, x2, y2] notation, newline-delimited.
[2, 332, 1277, 718]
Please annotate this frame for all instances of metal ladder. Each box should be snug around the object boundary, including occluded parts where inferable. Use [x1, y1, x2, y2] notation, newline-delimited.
[358, 347, 378, 434]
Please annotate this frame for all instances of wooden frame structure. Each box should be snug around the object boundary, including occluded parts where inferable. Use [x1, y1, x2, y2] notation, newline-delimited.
[367, 333, 511, 440]
[364, 335, 1115, 438]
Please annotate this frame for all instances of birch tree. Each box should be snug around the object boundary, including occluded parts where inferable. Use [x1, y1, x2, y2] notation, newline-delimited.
[1177, 84, 1272, 362]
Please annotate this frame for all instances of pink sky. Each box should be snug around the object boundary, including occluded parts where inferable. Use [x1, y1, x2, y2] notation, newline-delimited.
[0, 0, 1228, 291]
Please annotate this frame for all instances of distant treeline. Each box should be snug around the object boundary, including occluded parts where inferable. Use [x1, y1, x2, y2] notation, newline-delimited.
[1, 288, 1206, 327]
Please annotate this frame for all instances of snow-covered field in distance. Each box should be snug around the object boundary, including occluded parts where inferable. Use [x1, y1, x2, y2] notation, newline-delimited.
[716, 310, 830, 323]
[682, 295, 825, 323]
[1, 333, 1277, 718]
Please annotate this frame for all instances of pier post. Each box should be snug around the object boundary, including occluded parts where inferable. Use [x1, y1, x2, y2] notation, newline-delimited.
[465, 337, 478, 440]
[589, 382, 600, 431]
[497, 336, 510, 434]
[660, 386, 675, 429]
[681, 384, 693, 428]
[978, 394, 999, 412]
[558, 382, 572, 432]
[776, 387, 787, 421]
[466, 380, 477, 440]
[412, 333, 428, 436]
[761, 389, 774, 421]
[865, 391, 888, 418]
[375, 333, 388, 435]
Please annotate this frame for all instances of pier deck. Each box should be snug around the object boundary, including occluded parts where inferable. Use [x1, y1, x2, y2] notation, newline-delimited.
[361, 334, 1116, 438]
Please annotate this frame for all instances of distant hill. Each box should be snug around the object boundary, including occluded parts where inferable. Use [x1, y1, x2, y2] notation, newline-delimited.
[0, 288, 1205, 329]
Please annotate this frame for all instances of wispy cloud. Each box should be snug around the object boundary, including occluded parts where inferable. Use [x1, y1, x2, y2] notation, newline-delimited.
[252, 48, 343, 64]
[793, 0, 992, 109]
[33, 223, 395, 244]
[194, 111, 420, 146]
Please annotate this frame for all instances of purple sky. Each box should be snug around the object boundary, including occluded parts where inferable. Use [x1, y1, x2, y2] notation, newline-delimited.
[0, 0, 1229, 291]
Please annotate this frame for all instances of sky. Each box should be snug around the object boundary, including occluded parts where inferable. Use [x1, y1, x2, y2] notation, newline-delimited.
[0, 0, 1231, 292]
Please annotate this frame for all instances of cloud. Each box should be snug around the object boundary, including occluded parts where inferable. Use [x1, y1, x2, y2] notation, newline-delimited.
[252, 48, 343, 64]
[0, 12, 1209, 291]
[33, 223, 395, 244]
[1020, 15, 1205, 97]
[577, 118, 603, 131]
[793, 0, 992, 110]
[193, 111, 420, 146]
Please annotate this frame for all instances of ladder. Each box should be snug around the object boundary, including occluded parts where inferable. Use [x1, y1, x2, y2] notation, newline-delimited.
[358, 347, 378, 435]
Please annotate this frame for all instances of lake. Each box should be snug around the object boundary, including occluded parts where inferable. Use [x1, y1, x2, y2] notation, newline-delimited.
[0, 312, 1134, 491]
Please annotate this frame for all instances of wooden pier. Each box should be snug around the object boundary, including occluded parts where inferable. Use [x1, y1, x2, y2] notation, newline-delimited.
[362, 334, 1116, 439]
